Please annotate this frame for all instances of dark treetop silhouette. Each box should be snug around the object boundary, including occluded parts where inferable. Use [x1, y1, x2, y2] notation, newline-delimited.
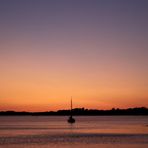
[0, 107, 148, 116]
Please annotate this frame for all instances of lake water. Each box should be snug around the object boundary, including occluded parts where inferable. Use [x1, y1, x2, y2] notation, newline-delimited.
[0, 116, 148, 148]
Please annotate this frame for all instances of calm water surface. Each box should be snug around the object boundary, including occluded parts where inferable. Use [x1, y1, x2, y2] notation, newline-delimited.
[0, 116, 148, 148]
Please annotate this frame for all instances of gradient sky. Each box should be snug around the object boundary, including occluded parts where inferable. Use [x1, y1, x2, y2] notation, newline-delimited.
[0, 0, 148, 111]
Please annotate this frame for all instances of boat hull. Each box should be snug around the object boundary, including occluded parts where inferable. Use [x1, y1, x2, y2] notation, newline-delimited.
[67, 116, 75, 123]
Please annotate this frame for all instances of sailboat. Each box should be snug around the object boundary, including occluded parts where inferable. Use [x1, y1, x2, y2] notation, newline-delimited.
[67, 97, 75, 123]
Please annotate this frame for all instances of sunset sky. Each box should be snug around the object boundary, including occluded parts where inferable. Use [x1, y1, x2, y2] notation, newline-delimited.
[0, 0, 148, 111]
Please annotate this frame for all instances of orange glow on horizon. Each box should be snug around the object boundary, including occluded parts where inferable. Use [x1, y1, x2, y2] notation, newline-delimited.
[0, 1, 148, 112]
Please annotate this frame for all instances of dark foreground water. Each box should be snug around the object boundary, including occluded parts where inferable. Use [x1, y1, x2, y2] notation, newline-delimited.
[0, 116, 148, 148]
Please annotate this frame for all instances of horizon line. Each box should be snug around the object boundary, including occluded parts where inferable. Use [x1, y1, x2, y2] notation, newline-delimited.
[0, 106, 147, 113]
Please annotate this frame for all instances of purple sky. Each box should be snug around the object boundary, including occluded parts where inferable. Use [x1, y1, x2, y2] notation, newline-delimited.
[0, 0, 148, 111]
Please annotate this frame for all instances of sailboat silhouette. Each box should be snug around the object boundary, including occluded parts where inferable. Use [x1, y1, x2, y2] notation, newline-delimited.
[67, 97, 75, 123]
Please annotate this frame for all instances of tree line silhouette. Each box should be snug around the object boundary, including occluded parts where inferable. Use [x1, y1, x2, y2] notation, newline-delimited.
[0, 107, 148, 116]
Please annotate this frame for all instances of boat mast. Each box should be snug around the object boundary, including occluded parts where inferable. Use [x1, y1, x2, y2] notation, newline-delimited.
[71, 97, 72, 110]
[67, 96, 75, 123]
[71, 96, 72, 116]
